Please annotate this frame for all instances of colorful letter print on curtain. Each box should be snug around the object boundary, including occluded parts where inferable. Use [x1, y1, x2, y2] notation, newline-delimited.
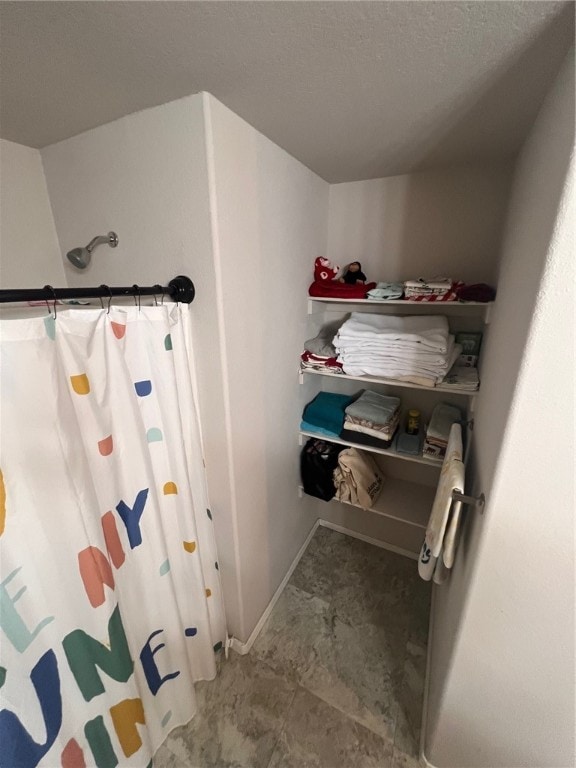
[0, 304, 226, 767]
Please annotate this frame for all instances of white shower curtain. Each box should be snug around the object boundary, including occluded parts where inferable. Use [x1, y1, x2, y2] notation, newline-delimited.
[0, 303, 226, 768]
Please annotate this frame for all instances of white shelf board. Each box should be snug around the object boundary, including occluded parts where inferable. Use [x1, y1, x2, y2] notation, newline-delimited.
[299, 367, 478, 396]
[308, 296, 492, 316]
[336, 477, 434, 529]
[308, 297, 491, 307]
[299, 429, 443, 468]
[300, 478, 433, 530]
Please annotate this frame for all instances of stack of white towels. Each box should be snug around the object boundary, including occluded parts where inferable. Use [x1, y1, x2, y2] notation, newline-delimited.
[333, 313, 461, 387]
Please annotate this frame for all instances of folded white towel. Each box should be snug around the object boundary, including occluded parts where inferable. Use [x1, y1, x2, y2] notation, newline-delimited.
[419, 423, 464, 581]
[341, 344, 462, 385]
[334, 313, 450, 353]
[336, 337, 456, 367]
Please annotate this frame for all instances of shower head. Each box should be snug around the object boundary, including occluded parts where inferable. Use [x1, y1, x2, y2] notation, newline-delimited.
[66, 232, 119, 269]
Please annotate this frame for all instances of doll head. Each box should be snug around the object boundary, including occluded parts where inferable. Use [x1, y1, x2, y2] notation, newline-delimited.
[347, 261, 361, 273]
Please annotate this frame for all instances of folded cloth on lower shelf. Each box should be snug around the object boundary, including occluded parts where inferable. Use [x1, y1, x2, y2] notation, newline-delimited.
[300, 420, 341, 439]
[300, 350, 343, 374]
[304, 333, 339, 358]
[366, 282, 404, 301]
[343, 414, 400, 441]
[423, 403, 462, 459]
[302, 391, 356, 436]
[404, 277, 453, 300]
[440, 365, 480, 391]
[333, 448, 384, 508]
[339, 427, 395, 450]
[345, 390, 400, 425]
[419, 423, 464, 582]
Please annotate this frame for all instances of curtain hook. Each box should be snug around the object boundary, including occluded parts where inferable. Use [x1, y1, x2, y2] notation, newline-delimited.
[100, 285, 112, 314]
[43, 285, 57, 317]
[132, 285, 139, 310]
[161, 288, 165, 306]
[153, 284, 162, 307]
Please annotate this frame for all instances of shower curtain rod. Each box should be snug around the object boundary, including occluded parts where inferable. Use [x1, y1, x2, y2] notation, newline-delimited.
[0, 275, 195, 305]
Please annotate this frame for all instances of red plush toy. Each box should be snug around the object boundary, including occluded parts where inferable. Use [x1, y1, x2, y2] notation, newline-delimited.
[314, 257, 340, 282]
[309, 257, 376, 299]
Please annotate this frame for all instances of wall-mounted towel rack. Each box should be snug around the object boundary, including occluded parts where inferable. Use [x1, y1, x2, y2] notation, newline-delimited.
[452, 490, 485, 510]
[0, 275, 195, 305]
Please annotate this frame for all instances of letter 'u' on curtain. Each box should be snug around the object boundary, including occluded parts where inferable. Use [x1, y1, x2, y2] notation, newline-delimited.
[0, 304, 226, 768]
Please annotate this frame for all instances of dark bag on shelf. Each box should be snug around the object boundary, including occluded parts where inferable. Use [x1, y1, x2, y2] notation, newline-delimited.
[300, 438, 343, 501]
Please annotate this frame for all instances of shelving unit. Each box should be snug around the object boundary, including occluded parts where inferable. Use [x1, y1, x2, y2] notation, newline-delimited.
[308, 296, 493, 323]
[334, 478, 434, 529]
[299, 429, 442, 468]
[298, 295, 490, 551]
[299, 366, 478, 395]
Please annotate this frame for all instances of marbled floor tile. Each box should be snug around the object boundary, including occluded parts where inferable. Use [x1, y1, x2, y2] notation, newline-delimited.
[162, 652, 296, 768]
[394, 640, 427, 759]
[393, 705, 420, 760]
[288, 526, 383, 601]
[155, 527, 430, 768]
[154, 743, 190, 768]
[268, 686, 394, 768]
[300, 611, 403, 742]
[251, 584, 332, 682]
[329, 559, 431, 645]
[391, 747, 421, 768]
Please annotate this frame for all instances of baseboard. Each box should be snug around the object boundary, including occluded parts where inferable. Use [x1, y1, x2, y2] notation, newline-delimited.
[419, 752, 436, 767]
[228, 519, 320, 655]
[419, 587, 438, 768]
[228, 517, 418, 655]
[318, 519, 419, 561]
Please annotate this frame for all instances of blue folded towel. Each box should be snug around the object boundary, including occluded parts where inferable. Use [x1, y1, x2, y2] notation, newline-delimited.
[302, 391, 356, 435]
[300, 420, 341, 439]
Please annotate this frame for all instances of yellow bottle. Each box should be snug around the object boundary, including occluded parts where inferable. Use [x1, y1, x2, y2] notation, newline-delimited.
[406, 409, 421, 435]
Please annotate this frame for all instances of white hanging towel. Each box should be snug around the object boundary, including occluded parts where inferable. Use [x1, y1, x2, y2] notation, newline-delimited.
[418, 422, 464, 581]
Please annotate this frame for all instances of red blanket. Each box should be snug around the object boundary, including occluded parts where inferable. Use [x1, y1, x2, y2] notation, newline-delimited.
[308, 280, 376, 299]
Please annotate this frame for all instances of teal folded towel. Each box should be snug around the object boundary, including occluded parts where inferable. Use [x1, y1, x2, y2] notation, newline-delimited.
[300, 420, 341, 439]
[303, 392, 356, 435]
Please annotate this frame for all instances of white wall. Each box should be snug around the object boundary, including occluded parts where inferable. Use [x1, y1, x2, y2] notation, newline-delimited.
[425, 49, 575, 768]
[0, 139, 64, 288]
[205, 94, 329, 640]
[41, 93, 330, 643]
[327, 165, 512, 285]
[41, 95, 244, 635]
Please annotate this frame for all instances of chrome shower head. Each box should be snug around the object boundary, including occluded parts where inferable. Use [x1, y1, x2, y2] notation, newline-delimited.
[66, 232, 119, 269]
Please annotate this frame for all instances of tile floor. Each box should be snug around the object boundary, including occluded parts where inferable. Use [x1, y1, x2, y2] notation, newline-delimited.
[154, 526, 431, 768]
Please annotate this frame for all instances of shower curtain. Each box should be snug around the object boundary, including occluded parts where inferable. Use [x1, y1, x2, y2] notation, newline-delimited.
[0, 303, 226, 768]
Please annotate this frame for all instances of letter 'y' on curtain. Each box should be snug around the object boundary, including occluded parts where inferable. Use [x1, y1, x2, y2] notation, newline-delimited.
[0, 304, 226, 767]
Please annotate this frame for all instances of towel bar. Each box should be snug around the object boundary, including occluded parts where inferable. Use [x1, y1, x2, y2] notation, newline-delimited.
[452, 490, 485, 510]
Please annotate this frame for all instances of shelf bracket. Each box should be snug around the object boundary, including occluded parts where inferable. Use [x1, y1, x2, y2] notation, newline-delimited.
[452, 490, 485, 511]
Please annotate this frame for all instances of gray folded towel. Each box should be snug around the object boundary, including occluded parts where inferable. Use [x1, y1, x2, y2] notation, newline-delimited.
[304, 333, 337, 358]
[345, 390, 401, 426]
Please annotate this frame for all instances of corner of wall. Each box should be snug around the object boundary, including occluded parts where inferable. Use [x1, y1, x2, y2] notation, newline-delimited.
[200, 89, 247, 641]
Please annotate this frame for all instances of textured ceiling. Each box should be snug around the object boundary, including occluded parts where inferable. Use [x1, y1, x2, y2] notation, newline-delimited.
[0, 1, 573, 182]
